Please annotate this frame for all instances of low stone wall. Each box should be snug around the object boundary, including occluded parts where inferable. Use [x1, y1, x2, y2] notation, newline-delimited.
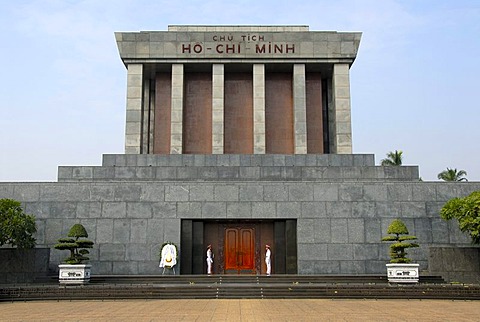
[0, 248, 50, 284]
[428, 247, 480, 284]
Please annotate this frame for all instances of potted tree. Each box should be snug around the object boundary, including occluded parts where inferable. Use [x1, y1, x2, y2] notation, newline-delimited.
[54, 223, 94, 284]
[381, 219, 420, 283]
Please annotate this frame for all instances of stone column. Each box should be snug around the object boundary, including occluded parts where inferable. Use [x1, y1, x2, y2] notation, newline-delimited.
[148, 80, 155, 154]
[253, 64, 266, 154]
[142, 80, 150, 154]
[293, 64, 307, 154]
[125, 64, 143, 154]
[212, 64, 224, 154]
[170, 64, 184, 154]
[332, 64, 352, 154]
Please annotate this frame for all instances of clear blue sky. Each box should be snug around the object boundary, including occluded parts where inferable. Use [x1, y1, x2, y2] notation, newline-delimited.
[0, 0, 478, 181]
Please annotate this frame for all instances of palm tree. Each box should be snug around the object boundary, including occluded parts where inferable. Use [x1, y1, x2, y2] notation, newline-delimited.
[381, 150, 403, 166]
[437, 168, 468, 182]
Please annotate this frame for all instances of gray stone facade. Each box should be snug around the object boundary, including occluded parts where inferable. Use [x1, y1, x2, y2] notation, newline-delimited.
[1, 154, 478, 275]
[115, 26, 360, 61]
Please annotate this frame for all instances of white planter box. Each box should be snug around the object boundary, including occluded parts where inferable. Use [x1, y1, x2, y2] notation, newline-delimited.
[58, 264, 91, 285]
[386, 263, 419, 283]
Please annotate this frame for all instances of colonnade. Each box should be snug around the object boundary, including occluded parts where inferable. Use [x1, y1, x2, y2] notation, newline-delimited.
[124, 63, 352, 155]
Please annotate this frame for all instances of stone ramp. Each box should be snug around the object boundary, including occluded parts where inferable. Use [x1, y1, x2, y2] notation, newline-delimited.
[3, 274, 479, 301]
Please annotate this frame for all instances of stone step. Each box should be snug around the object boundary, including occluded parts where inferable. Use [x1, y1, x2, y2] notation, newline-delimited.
[6, 275, 477, 302]
[2, 281, 478, 301]
[33, 274, 446, 285]
[58, 165, 419, 182]
[102, 154, 376, 168]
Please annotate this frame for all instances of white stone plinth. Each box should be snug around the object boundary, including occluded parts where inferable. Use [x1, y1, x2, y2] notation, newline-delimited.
[386, 263, 419, 283]
[58, 264, 92, 285]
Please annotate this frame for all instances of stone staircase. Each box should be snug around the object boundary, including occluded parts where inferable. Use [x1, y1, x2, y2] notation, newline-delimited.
[2, 274, 479, 301]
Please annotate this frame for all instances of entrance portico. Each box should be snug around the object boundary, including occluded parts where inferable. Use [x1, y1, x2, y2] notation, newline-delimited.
[180, 219, 297, 275]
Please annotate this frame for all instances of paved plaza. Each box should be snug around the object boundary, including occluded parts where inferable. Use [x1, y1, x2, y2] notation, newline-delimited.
[1, 299, 479, 321]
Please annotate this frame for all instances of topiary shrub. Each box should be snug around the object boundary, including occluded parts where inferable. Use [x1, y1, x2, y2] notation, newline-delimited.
[54, 224, 94, 264]
[381, 219, 419, 263]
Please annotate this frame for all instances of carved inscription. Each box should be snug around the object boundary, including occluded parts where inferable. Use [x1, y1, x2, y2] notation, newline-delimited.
[180, 33, 296, 55]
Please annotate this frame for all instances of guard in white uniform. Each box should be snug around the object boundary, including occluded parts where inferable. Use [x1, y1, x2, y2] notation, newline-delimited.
[265, 244, 271, 276]
[206, 244, 213, 275]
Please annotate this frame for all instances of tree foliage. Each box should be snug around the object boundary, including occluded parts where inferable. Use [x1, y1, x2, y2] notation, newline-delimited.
[381, 150, 403, 166]
[437, 168, 468, 182]
[440, 191, 480, 244]
[381, 219, 419, 263]
[54, 223, 94, 264]
[0, 198, 37, 248]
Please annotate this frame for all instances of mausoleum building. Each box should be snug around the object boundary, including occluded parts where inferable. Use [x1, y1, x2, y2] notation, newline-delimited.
[1, 26, 479, 277]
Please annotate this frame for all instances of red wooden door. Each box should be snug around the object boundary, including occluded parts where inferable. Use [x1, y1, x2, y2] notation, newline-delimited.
[224, 227, 255, 274]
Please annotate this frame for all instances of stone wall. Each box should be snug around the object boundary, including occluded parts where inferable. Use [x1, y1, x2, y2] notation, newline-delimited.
[428, 247, 480, 284]
[0, 248, 50, 283]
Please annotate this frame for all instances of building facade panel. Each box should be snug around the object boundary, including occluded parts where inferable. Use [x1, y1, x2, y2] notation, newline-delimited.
[183, 71, 213, 153]
[306, 72, 324, 153]
[224, 71, 254, 153]
[265, 71, 294, 153]
[153, 72, 172, 153]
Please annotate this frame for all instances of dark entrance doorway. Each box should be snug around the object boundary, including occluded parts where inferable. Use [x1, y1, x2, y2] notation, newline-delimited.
[180, 219, 297, 275]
